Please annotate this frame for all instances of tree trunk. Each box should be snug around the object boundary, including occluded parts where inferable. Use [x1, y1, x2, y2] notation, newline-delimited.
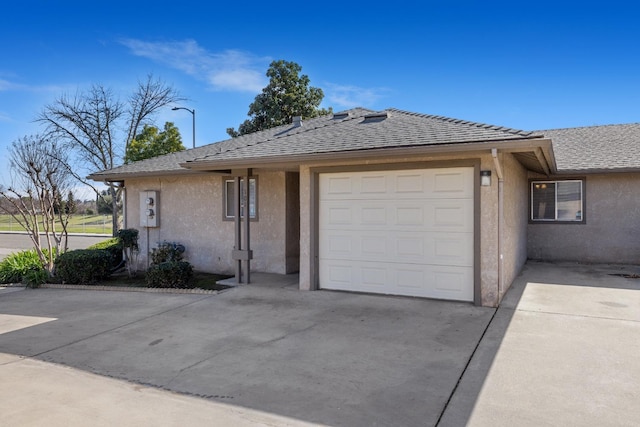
[109, 184, 119, 237]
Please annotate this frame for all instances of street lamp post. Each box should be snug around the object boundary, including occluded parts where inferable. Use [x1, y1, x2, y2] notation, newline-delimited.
[171, 106, 195, 149]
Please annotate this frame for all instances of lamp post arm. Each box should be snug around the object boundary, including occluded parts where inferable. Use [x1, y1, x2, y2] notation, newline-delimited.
[172, 106, 196, 149]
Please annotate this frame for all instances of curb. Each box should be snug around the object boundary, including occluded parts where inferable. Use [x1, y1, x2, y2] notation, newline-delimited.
[39, 284, 222, 295]
[0, 283, 26, 288]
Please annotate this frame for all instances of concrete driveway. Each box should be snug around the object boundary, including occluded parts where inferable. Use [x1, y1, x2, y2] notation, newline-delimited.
[2, 261, 639, 426]
[0, 276, 493, 427]
[441, 261, 640, 426]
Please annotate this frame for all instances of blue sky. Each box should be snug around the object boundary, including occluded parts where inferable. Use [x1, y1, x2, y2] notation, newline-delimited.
[1, 1, 639, 193]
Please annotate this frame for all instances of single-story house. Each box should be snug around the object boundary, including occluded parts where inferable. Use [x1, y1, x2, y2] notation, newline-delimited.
[88, 108, 640, 307]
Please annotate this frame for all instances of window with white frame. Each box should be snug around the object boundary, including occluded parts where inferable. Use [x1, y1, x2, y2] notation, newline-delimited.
[224, 177, 257, 220]
[531, 179, 584, 222]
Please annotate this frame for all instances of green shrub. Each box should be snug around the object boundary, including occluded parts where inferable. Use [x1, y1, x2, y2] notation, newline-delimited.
[22, 266, 48, 288]
[87, 238, 123, 267]
[116, 229, 139, 251]
[146, 261, 193, 288]
[151, 242, 185, 264]
[0, 249, 47, 284]
[54, 249, 112, 284]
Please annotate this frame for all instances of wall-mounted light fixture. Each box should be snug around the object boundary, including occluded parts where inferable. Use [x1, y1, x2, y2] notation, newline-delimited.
[480, 170, 492, 186]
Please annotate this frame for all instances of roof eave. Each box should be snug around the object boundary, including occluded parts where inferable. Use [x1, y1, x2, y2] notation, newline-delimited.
[87, 168, 206, 182]
[180, 137, 552, 171]
[553, 167, 640, 175]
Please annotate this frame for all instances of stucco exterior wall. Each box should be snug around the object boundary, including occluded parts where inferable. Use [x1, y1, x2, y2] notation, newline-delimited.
[298, 153, 502, 307]
[528, 172, 640, 264]
[479, 155, 499, 306]
[299, 165, 312, 291]
[124, 171, 290, 275]
[501, 153, 529, 296]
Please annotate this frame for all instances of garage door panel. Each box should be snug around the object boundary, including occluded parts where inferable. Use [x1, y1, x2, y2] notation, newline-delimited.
[321, 259, 474, 301]
[324, 175, 354, 195]
[320, 168, 474, 200]
[320, 199, 473, 232]
[395, 172, 425, 193]
[360, 174, 389, 193]
[361, 266, 389, 288]
[320, 231, 473, 266]
[325, 205, 353, 225]
[361, 206, 387, 225]
[433, 170, 470, 194]
[433, 201, 473, 229]
[319, 167, 474, 301]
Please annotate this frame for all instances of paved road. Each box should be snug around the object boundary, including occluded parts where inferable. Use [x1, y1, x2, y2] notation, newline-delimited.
[0, 232, 110, 260]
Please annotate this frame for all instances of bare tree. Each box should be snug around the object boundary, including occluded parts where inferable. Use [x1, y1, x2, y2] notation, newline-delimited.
[126, 76, 185, 150]
[37, 75, 184, 235]
[0, 135, 72, 275]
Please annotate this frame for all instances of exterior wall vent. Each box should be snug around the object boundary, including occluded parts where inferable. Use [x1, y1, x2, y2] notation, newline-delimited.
[362, 112, 390, 123]
[292, 116, 302, 127]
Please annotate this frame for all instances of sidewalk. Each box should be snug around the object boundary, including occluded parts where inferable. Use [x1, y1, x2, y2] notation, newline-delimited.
[0, 352, 318, 427]
[440, 261, 640, 426]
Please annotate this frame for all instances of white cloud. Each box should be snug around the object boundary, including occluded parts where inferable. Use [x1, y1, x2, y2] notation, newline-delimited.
[119, 38, 268, 93]
[324, 83, 389, 109]
[0, 79, 18, 91]
[0, 79, 71, 94]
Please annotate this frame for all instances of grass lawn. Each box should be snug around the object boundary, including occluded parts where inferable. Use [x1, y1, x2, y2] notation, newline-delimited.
[0, 214, 112, 234]
[99, 270, 233, 291]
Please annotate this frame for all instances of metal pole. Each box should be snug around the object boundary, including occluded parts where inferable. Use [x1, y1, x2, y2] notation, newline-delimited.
[171, 106, 196, 149]
[234, 176, 242, 284]
[192, 109, 196, 149]
[243, 173, 251, 284]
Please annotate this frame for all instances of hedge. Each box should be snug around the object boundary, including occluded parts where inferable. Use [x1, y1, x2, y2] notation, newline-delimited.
[86, 238, 123, 268]
[146, 261, 194, 288]
[54, 249, 112, 284]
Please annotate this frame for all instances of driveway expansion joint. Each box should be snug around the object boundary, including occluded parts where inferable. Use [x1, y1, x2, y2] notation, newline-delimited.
[515, 308, 640, 323]
[435, 307, 498, 426]
[0, 355, 28, 367]
[28, 293, 218, 359]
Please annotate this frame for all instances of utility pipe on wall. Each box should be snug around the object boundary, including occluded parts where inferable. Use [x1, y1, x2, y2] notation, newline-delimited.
[491, 148, 505, 305]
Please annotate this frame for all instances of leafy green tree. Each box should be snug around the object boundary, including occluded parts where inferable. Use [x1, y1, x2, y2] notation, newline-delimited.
[227, 60, 332, 137]
[64, 191, 77, 215]
[125, 122, 185, 163]
[97, 190, 113, 215]
[53, 190, 77, 215]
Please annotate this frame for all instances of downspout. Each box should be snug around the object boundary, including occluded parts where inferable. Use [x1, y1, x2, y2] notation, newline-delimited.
[122, 185, 127, 230]
[491, 148, 504, 306]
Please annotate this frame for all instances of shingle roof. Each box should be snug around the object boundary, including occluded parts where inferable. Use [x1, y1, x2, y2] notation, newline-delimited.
[185, 107, 537, 165]
[538, 123, 640, 172]
[88, 107, 539, 180]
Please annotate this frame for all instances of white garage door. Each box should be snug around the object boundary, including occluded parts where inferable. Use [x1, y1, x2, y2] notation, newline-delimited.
[319, 167, 474, 301]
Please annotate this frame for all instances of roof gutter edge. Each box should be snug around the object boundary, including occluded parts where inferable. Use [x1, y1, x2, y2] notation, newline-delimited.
[180, 137, 552, 170]
[87, 168, 208, 182]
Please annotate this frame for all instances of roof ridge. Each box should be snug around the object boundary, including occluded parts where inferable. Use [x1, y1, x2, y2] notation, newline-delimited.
[191, 108, 371, 163]
[385, 107, 534, 137]
[538, 122, 640, 132]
